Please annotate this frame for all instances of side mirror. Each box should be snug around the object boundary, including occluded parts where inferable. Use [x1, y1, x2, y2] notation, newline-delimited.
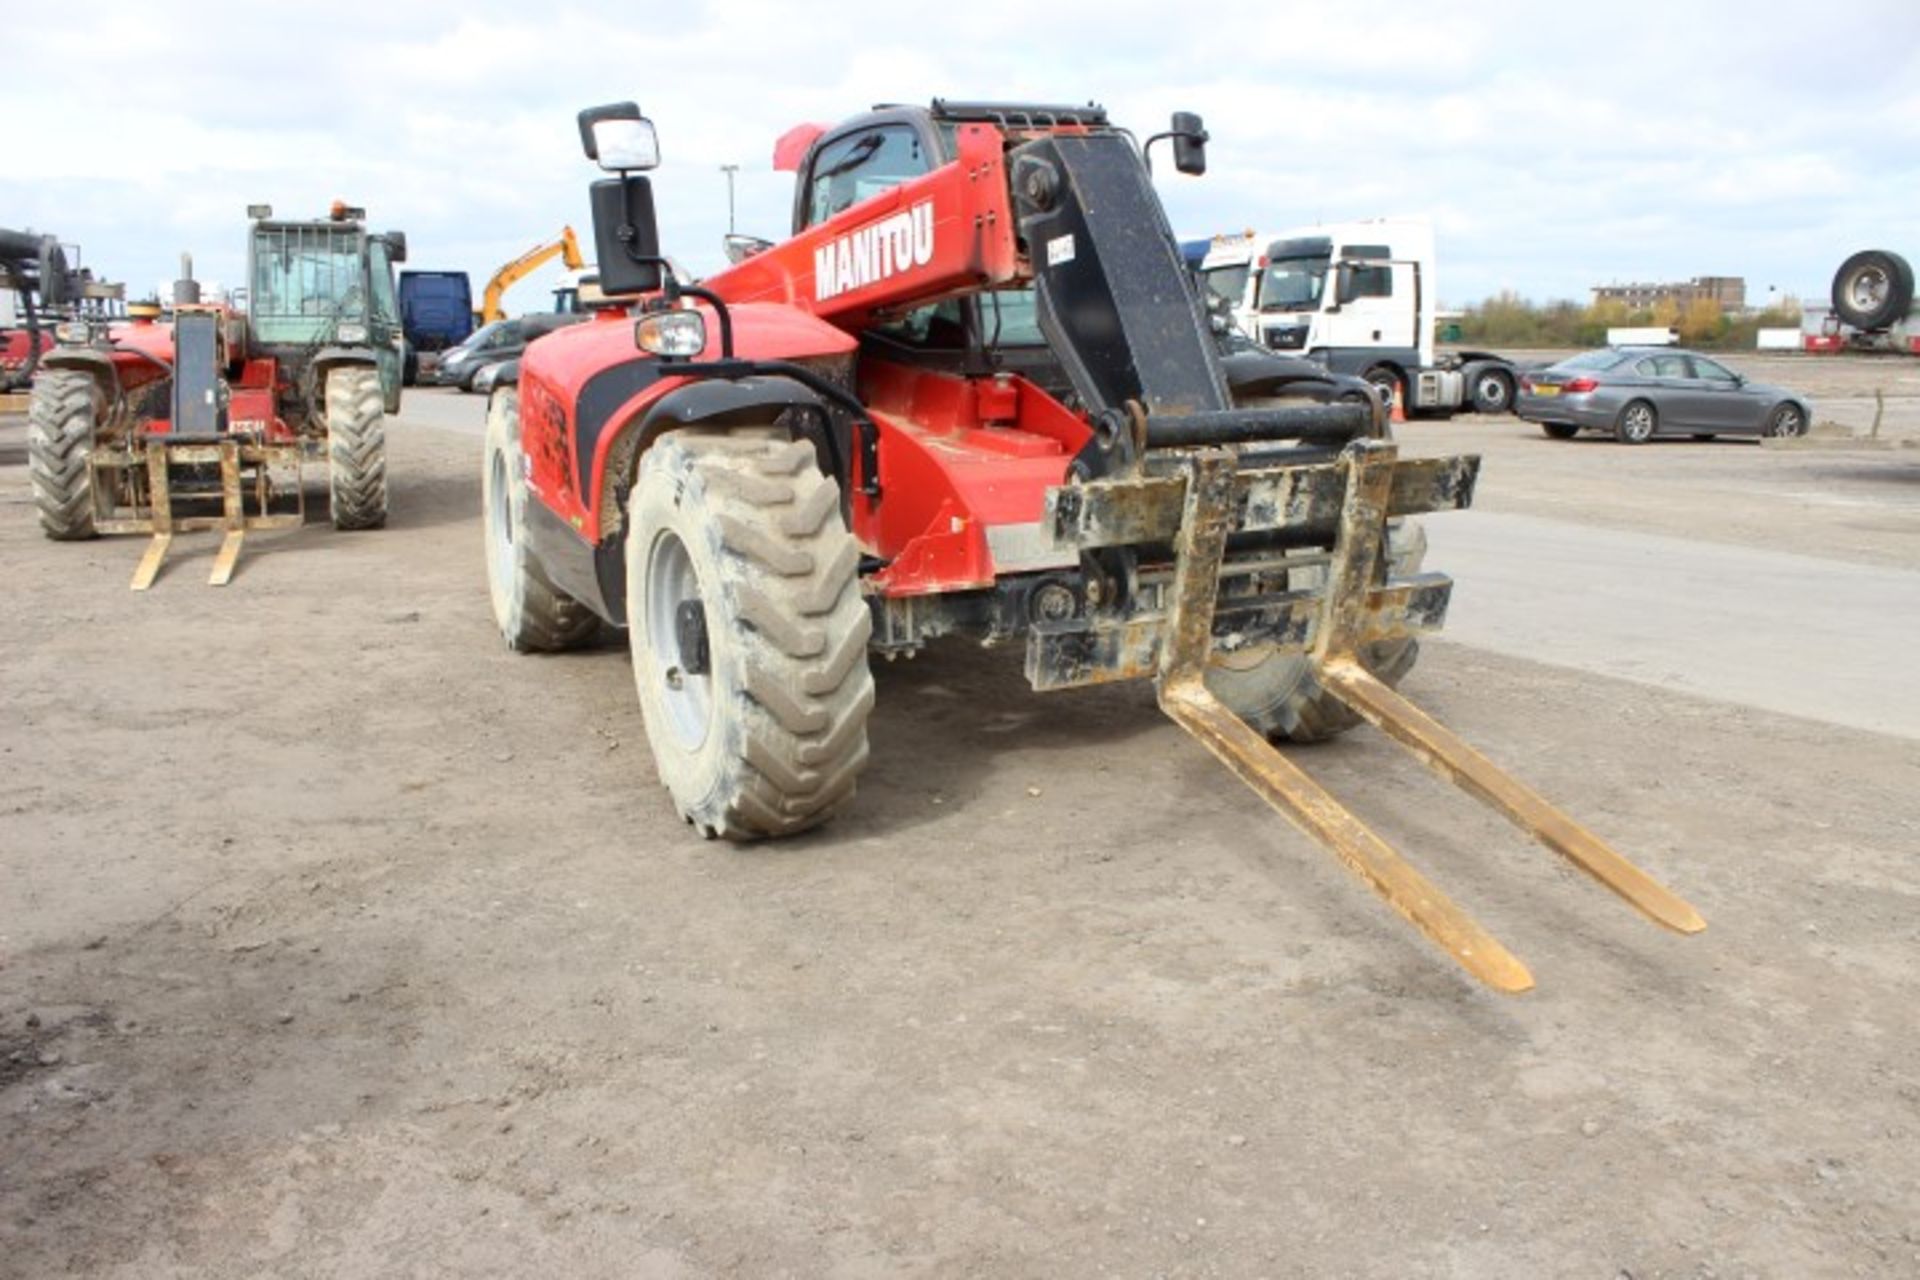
[1170, 111, 1208, 176]
[1334, 262, 1358, 306]
[578, 102, 660, 172]
[722, 233, 774, 264]
[587, 175, 663, 296]
[383, 231, 407, 263]
[38, 236, 71, 307]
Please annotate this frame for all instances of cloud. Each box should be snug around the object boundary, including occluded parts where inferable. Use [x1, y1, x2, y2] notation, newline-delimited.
[3, 0, 1917, 310]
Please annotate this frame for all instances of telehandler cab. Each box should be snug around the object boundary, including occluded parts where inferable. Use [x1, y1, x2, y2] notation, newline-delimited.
[482, 100, 1704, 991]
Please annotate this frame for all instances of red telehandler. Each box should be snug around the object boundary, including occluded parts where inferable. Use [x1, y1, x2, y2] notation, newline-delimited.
[482, 100, 1704, 991]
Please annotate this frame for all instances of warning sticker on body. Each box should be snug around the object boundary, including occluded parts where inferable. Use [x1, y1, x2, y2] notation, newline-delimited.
[1046, 234, 1075, 267]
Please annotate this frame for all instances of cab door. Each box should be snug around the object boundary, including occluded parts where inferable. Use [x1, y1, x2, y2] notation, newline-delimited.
[1685, 354, 1757, 431]
[366, 238, 403, 411]
[795, 123, 939, 233]
[1323, 248, 1414, 353]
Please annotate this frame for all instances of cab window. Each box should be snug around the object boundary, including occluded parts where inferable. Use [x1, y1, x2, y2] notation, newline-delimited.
[805, 126, 931, 227]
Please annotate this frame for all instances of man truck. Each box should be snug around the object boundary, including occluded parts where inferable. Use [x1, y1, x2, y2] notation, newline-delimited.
[1197, 216, 1520, 418]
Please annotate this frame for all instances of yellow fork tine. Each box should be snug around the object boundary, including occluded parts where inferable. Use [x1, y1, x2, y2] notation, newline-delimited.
[1161, 677, 1536, 995]
[1317, 657, 1706, 935]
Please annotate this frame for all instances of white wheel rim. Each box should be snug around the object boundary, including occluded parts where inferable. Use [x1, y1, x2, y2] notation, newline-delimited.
[1626, 406, 1653, 439]
[1849, 268, 1887, 309]
[646, 530, 712, 750]
[1478, 375, 1506, 407]
[487, 449, 515, 590]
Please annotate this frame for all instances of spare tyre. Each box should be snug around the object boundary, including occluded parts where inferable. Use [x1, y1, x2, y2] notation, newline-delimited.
[1831, 249, 1914, 330]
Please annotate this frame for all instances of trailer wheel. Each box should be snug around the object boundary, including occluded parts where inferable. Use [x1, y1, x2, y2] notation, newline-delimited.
[27, 369, 102, 540]
[1207, 520, 1425, 744]
[325, 366, 388, 529]
[1830, 249, 1913, 331]
[483, 388, 600, 651]
[1469, 368, 1514, 414]
[626, 429, 873, 840]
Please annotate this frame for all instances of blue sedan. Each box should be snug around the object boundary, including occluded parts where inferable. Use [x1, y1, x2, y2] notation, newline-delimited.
[1516, 348, 1811, 443]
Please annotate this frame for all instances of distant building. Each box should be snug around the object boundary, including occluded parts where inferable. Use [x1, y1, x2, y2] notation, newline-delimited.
[1591, 276, 1746, 312]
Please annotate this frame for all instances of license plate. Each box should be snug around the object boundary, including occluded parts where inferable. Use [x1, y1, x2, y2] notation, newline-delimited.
[1533, 385, 1560, 397]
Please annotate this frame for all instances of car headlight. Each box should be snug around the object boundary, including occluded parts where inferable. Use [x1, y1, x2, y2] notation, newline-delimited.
[335, 322, 368, 344]
[635, 310, 706, 358]
[53, 319, 91, 345]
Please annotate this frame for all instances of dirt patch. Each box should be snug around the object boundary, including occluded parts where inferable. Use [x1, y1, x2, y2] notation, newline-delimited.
[3, 399, 1918, 1278]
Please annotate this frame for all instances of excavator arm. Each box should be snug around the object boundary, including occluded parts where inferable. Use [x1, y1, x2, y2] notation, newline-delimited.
[480, 226, 585, 323]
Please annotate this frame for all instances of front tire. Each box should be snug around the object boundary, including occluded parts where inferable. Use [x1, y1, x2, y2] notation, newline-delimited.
[626, 430, 874, 839]
[1207, 521, 1426, 743]
[27, 369, 101, 540]
[1362, 366, 1404, 419]
[483, 388, 600, 651]
[1765, 402, 1808, 439]
[326, 366, 388, 529]
[1614, 399, 1657, 444]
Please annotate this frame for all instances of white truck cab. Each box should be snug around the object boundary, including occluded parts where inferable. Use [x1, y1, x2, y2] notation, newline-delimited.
[1198, 217, 1512, 415]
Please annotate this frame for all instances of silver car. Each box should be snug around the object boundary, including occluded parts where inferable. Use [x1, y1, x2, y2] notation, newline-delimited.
[1516, 347, 1811, 443]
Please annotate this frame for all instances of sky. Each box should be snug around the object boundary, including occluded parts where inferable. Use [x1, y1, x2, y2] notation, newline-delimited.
[5, 0, 1918, 315]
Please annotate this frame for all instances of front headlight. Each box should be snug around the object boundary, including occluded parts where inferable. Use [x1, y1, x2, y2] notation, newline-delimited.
[53, 320, 91, 345]
[635, 310, 706, 358]
[335, 322, 369, 344]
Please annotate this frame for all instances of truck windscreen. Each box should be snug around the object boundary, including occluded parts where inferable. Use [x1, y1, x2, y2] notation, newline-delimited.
[1259, 254, 1328, 312]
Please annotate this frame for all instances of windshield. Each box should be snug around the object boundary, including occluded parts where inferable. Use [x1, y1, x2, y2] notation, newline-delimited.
[980, 289, 1044, 346]
[874, 288, 1045, 350]
[251, 225, 365, 320]
[1258, 255, 1328, 313]
[1202, 264, 1250, 307]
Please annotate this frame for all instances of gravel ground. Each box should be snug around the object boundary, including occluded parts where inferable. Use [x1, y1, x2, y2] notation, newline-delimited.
[2, 359, 1917, 1278]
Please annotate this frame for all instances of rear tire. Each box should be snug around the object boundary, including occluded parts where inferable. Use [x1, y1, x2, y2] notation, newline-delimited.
[1831, 249, 1914, 330]
[1541, 423, 1579, 440]
[1469, 368, 1514, 414]
[627, 430, 873, 839]
[1614, 399, 1657, 444]
[27, 369, 101, 540]
[483, 388, 600, 651]
[326, 366, 388, 529]
[1207, 521, 1425, 744]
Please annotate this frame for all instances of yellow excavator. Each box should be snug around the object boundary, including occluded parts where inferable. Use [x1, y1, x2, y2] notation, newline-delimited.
[478, 226, 584, 324]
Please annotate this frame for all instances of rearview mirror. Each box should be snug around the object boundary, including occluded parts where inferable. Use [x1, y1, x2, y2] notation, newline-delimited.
[1334, 262, 1357, 306]
[383, 231, 407, 263]
[577, 102, 660, 171]
[1170, 111, 1208, 176]
[587, 175, 663, 295]
[723, 233, 774, 264]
